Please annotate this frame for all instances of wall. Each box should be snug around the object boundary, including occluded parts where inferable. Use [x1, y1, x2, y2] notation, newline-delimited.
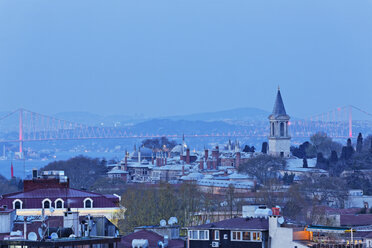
[0, 210, 15, 233]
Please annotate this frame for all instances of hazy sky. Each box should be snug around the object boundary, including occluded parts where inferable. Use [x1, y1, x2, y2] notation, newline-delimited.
[0, 0, 371, 118]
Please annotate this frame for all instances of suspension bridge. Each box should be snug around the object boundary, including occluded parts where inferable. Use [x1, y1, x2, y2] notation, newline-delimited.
[0, 106, 371, 154]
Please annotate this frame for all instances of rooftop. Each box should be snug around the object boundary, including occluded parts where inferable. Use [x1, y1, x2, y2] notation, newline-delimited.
[188, 217, 269, 230]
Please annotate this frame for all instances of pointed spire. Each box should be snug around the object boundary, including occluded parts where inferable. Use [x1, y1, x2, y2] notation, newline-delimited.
[272, 88, 287, 117]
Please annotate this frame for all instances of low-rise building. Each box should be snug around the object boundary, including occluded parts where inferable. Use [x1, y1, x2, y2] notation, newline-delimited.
[0, 170, 120, 220]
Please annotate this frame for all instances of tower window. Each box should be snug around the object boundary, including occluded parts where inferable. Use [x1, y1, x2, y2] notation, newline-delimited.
[280, 122, 285, 136]
[271, 123, 275, 136]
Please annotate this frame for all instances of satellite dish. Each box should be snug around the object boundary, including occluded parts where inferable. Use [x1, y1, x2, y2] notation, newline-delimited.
[38, 228, 43, 238]
[28, 232, 37, 241]
[278, 216, 285, 225]
[50, 232, 59, 239]
[160, 219, 167, 227]
[168, 216, 178, 225]
[49, 207, 55, 213]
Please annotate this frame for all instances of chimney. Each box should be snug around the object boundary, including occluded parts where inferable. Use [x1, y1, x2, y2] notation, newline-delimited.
[235, 152, 241, 169]
[151, 153, 154, 165]
[182, 165, 185, 175]
[199, 160, 204, 170]
[271, 207, 280, 216]
[213, 158, 217, 170]
[207, 161, 212, 170]
[186, 149, 190, 164]
[204, 149, 208, 161]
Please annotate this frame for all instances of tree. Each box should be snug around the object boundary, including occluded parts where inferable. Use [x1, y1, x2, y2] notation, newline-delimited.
[283, 173, 295, 185]
[303, 158, 308, 168]
[243, 145, 255, 153]
[0, 175, 18, 195]
[41, 156, 108, 190]
[300, 175, 347, 208]
[340, 138, 354, 161]
[291, 141, 316, 159]
[225, 184, 236, 218]
[282, 184, 307, 219]
[316, 152, 328, 170]
[310, 132, 342, 157]
[238, 154, 286, 185]
[357, 133, 363, 153]
[141, 137, 177, 150]
[261, 142, 268, 154]
[329, 150, 338, 164]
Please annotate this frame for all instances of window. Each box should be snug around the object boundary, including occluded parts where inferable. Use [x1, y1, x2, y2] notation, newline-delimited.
[214, 230, 220, 240]
[271, 123, 275, 136]
[231, 231, 261, 242]
[199, 231, 205, 239]
[42, 199, 51, 209]
[280, 122, 285, 136]
[243, 232, 250, 241]
[188, 230, 209, 240]
[84, 198, 93, 208]
[55, 199, 64, 209]
[13, 200, 23, 209]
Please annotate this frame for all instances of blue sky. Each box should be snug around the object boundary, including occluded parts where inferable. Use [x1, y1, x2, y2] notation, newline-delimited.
[0, 0, 371, 118]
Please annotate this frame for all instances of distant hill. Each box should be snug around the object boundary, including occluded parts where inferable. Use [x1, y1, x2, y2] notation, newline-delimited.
[53, 112, 147, 127]
[52, 107, 271, 127]
[167, 107, 271, 122]
[127, 119, 241, 135]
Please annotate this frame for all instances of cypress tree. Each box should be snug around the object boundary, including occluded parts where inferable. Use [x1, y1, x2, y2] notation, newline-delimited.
[303, 157, 308, 168]
[357, 133, 363, 153]
[347, 138, 352, 147]
[330, 150, 338, 164]
[261, 142, 268, 154]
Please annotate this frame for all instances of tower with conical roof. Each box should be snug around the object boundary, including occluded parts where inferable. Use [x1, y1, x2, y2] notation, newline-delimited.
[268, 87, 291, 157]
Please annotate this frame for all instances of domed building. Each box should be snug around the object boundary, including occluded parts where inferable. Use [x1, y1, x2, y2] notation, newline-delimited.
[129, 147, 154, 162]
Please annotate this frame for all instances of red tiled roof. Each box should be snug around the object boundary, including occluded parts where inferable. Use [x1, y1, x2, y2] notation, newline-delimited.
[188, 217, 269, 230]
[4, 188, 101, 199]
[120, 230, 184, 248]
[0, 188, 119, 209]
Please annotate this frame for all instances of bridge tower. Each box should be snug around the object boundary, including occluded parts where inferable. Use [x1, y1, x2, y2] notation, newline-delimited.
[268, 87, 291, 158]
[19, 109, 23, 155]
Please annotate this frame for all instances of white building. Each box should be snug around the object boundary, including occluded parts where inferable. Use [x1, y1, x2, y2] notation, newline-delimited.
[268, 88, 291, 158]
